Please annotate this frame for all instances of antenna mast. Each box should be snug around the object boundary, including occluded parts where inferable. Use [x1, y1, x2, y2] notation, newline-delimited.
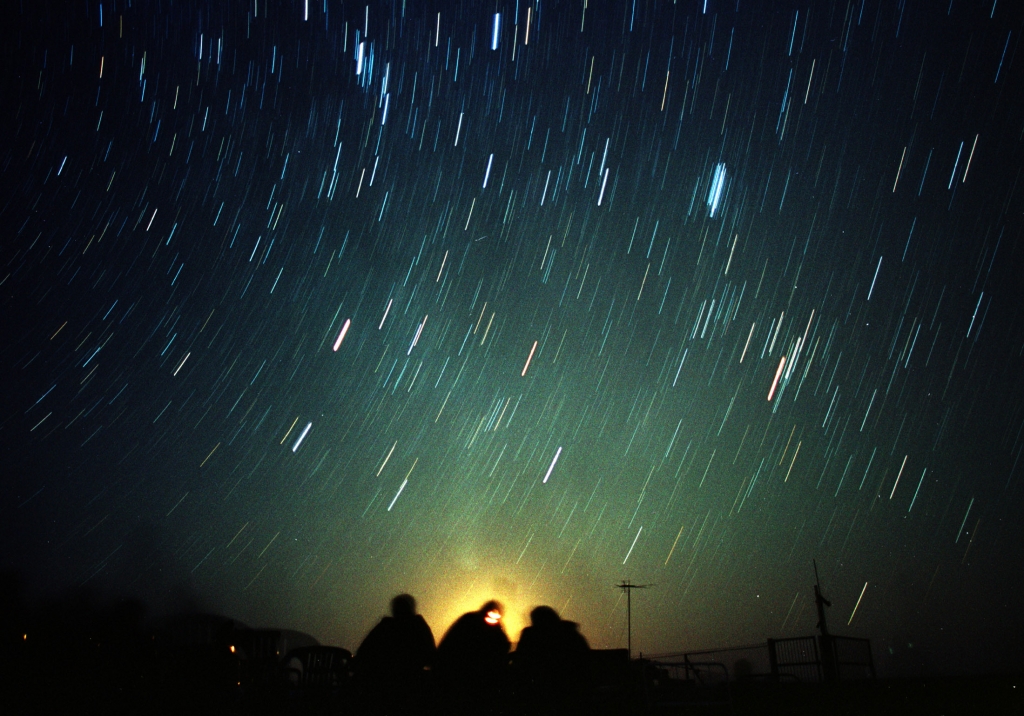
[615, 580, 653, 659]
[813, 559, 831, 636]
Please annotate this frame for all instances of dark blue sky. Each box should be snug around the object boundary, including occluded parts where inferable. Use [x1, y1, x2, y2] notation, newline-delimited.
[2, 0, 1022, 676]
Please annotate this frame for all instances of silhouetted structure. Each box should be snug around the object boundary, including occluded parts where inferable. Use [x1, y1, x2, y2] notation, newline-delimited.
[355, 594, 435, 715]
[812, 559, 841, 683]
[513, 605, 591, 714]
[812, 560, 831, 638]
[283, 645, 354, 711]
[435, 600, 510, 715]
[615, 580, 652, 659]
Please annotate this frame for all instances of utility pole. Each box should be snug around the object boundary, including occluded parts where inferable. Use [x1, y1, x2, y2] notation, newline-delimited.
[615, 580, 652, 659]
[813, 559, 831, 636]
[812, 559, 838, 683]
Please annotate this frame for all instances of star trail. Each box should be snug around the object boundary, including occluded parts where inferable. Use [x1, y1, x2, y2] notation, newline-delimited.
[2, 0, 1023, 676]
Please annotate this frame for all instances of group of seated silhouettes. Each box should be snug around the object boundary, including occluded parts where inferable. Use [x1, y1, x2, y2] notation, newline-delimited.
[354, 595, 590, 715]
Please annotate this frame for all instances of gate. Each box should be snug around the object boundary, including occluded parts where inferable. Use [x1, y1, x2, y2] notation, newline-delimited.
[768, 636, 875, 683]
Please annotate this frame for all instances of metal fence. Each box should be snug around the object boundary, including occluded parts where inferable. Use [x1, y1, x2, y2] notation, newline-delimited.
[767, 636, 822, 682]
[768, 635, 875, 683]
[650, 635, 874, 685]
[648, 643, 772, 684]
[831, 635, 876, 681]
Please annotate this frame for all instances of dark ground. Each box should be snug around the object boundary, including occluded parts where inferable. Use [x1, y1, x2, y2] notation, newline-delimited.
[2, 576, 1019, 715]
[720, 675, 1023, 716]
[4, 668, 1023, 715]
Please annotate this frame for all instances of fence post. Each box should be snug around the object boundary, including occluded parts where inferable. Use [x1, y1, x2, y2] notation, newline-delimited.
[767, 639, 779, 682]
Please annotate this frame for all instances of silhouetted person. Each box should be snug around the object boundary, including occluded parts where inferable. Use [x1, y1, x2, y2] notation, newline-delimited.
[513, 605, 591, 714]
[355, 594, 436, 715]
[435, 600, 511, 715]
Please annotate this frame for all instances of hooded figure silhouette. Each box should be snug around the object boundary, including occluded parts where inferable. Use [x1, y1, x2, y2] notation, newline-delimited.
[435, 600, 511, 714]
[355, 594, 436, 715]
[513, 605, 591, 714]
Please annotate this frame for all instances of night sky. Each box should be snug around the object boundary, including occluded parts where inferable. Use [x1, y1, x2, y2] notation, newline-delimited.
[3, 0, 1023, 677]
